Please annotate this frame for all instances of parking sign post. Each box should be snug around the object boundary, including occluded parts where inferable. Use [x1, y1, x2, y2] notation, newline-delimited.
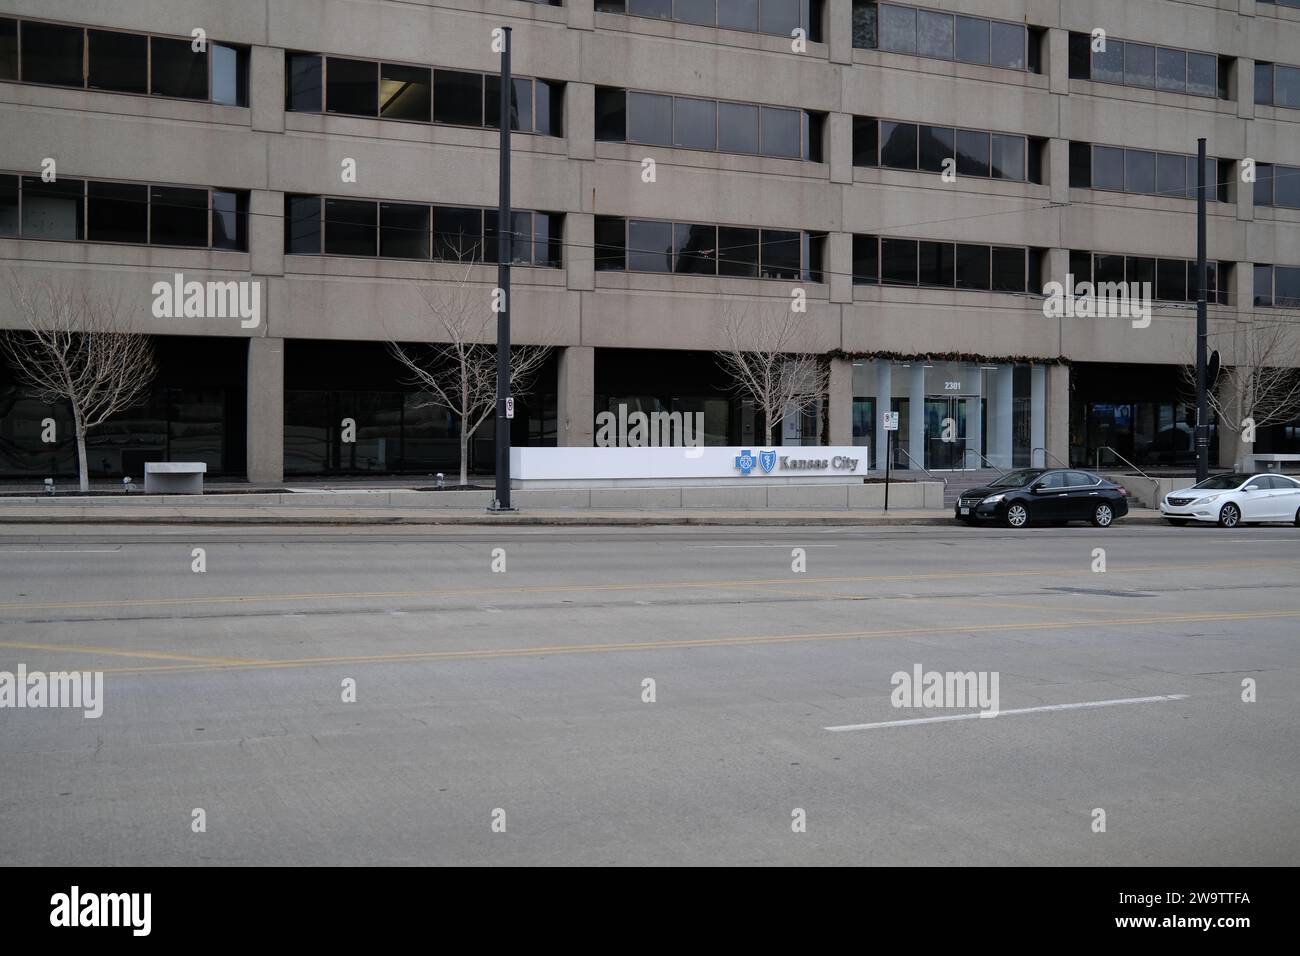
[883, 411, 899, 511]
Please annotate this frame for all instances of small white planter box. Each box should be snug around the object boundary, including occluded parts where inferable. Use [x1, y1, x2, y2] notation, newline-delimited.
[144, 462, 207, 494]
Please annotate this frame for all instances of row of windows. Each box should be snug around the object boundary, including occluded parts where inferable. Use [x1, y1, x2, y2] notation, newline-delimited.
[1068, 144, 1230, 202]
[595, 0, 825, 42]
[1254, 265, 1300, 307]
[595, 87, 822, 161]
[1259, 0, 1300, 8]
[0, 174, 247, 249]
[0, 17, 247, 106]
[285, 53, 563, 135]
[594, 216, 823, 281]
[1067, 33, 1226, 100]
[1254, 164, 1300, 209]
[852, 2, 1040, 74]
[853, 118, 1042, 183]
[284, 195, 564, 267]
[1068, 251, 1230, 304]
[852, 236, 1042, 293]
[1255, 62, 1300, 110]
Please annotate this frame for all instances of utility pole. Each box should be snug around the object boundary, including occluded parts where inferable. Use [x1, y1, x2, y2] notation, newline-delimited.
[1195, 137, 1209, 482]
[491, 26, 515, 511]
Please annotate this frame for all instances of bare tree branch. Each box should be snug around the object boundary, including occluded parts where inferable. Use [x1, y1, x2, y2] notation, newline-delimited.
[3, 271, 157, 491]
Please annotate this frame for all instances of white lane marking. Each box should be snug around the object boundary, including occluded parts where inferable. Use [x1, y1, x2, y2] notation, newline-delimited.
[686, 544, 840, 549]
[0, 549, 121, 554]
[825, 694, 1189, 732]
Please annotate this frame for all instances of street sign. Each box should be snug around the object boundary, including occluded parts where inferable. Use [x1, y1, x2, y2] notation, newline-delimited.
[883, 411, 900, 431]
[505, 397, 515, 419]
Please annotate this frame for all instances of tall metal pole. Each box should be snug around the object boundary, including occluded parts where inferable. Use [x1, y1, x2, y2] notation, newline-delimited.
[1195, 137, 1209, 482]
[493, 27, 514, 510]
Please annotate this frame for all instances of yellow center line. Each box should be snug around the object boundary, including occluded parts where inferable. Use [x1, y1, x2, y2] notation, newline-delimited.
[0, 640, 259, 666]
[27, 607, 1300, 678]
[0, 558, 1294, 614]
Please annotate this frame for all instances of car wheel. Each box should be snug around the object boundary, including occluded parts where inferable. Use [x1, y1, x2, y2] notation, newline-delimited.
[1004, 503, 1030, 528]
[1294, 507, 1300, 528]
[1165, 518, 1188, 526]
[1091, 503, 1115, 527]
[1217, 502, 1241, 528]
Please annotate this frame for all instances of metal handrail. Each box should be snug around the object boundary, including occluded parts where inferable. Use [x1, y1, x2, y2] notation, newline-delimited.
[1032, 446, 1069, 469]
[894, 446, 948, 489]
[1095, 446, 1154, 483]
[962, 448, 1009, 476]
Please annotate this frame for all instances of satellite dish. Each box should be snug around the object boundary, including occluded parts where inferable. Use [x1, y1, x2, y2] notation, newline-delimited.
[1207, 350, 1221, 392]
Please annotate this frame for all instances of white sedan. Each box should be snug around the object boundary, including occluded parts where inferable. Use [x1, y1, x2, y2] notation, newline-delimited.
[1161, 472, 1300, 527]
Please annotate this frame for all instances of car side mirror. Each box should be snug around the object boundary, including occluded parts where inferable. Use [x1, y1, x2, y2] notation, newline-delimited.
[1245, 484, 1260, 491]
[1030, 485, 1045, 493]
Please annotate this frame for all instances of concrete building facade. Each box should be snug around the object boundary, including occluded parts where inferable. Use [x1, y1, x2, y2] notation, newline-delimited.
[1, 0, 1298, 482]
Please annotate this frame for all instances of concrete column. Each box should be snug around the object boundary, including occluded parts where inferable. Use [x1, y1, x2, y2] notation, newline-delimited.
[250, 47, 285, 135]
[1031, 364, 1047, 466]
[989, 366, 1014, 468]
[966, 363, 983, 467]
[827, 1, 852, 65]
[908, 363, 925, 471]
[567, 214, 595, 292]
[557, 345, 595, 447]
[1048, 27, 1070, 96]
[828, 357, 853, 444]
[247, 337, 284, 483]
[828, 231, 852, 303]
[1048, 136, 1070, 205]
[829, 112, 853, 185]
[1237, 57, 1255, 121]
[1046, 363, 1071, 468]
[875, 360, 892, 473]
[566, 83, 595, 162]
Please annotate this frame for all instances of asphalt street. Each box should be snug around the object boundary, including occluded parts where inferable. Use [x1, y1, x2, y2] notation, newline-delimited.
[1, 521, 1297, 865]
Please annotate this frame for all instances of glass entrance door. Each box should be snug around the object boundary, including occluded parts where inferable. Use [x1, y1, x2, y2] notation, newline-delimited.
[925, 396, 969, 470]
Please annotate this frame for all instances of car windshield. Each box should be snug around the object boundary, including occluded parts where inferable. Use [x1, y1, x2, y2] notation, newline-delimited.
[1190, 473, 1250, 490]
[989, 469, 1042, 488]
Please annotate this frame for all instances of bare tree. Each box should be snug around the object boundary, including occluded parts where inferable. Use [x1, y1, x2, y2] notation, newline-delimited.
[3, 273, 157, 492]
[1182, 317, 1300, 459]
[716, 302, 830, 444]
[388, 247, 551, 486]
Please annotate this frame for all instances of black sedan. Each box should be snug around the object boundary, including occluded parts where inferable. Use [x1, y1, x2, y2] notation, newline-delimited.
[954, 468, 1130, 528]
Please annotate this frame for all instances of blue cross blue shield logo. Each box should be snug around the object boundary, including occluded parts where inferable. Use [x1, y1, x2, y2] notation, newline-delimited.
[734, 449, 757, 476]
[759, 450, 777, 474]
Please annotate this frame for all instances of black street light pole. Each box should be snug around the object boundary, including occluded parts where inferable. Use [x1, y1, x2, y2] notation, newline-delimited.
[492, 26, 515, 511]
[1195, 137, 1209, 483]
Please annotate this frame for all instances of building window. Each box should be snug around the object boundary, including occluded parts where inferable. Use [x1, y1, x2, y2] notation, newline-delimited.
[602, 0, 824, 42]
[434, 69, 484, 126]
[150, 36, 208, 100]
[0, 174, 17, 237]
[286, 195, 323, 255]
[212, 190, 248, 251]
[286, 53, 324, 112]
[88, 30, 148, 95]
[1255, 61, 1300, 109]
[1069, 32, 1228, 99]
[327, 58, 379, 117]
[381, 63, 432, 122]
[1255, 265, 1300, 307]
[0, 18, 16, 81]
[212, 43, 250, 107]
[1075, 251, 1229, 304]
[150, 186, 209, 247]
[859, 118, 1035, 182]
[854, 2, 1037, 74]
[594, 216, 818, 279]
[1255, 163, 1300, 209]
[1072, 143, 1227, 201]
[88, 182, 147, 244]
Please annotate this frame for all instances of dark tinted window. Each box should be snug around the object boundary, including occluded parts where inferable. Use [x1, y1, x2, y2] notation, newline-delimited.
[718, 0, 759, 32]
[879, 5, 916, 54]
[286, 53, 323, 112]
[1069, 250, 1092, 287]
[22, 177, 84, 240]
[1092, 146, 1124, 191]
[534, 212, 563, 268]
[1124, 149, 1156, 194]
[1256, 63, 1274, 106]
[434, 70, 483, 126]
[0, 19, 15, 82]
[917, 241, 954, 286]
[1069, 141, 1091, 188]
[1126, 256, 1155, 289]
[325, 199, 377, 256]
[595, 87, 626, 141]
[760, 229, 801, 279]
[990, 134, 1024, 180]
[629, 0, 672, 17]
[675, 97, 717, 150]
[1275, 266, 1300, 306]
[1094, 254, 1124, 286]
[1278, 65, 1300, 109]
[1093, 40, 1124, 84]
[0, 174, 17, 237]
[535, 80, 562, 136]
[1156, 47, 1186, 92]
[212, 190, 248, 251]
[1156, 153, 1186, 199]
[434, 206, 483, 261]
[955, 244, 990, 290]
[88, 30, 147, 94]
[852, 116, 878, 166]
[852, 0, 878, 49]
[627, 91, 672, 144]
[853, 234, 878, 283]
[381, 64, 432, 122]
[628, 219, 672, 272]
[989, 21, 1025, 70]
[88, 182, 147, 244]
[285, 195, 321, 254]
[760, 0, 801, 36]
[22, 21, 84, 87]
[882, 238, 917, 284]
[955, 129, 989, 177]
[151, 36, 208, 99]
[717, 226, 759, 277]
[719, 101, 759, 154]
[380, 202, 430, 258]
[486, 75, 533, 131]
[327, 57, 378, 116]
[1254, 265, 1273, 307]
[1187, 52, 1216, 97]
[880, 121, 917, 168]
[918, 125, 954, 173]
[760, 106, 801, 158]
[1155, 258, 1186, 301]
[150, 186, 208, 246]
[991, 246, 1025, 292]
[955, 15, 989, 64]
[916, 10, 953, 60]
[1277, 165, 1300, 208]
[595, 216, 626, 271]
[676, 0, 716, 26]
[674, 223, 717, 274]
[1124, 43, 1155, 87]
